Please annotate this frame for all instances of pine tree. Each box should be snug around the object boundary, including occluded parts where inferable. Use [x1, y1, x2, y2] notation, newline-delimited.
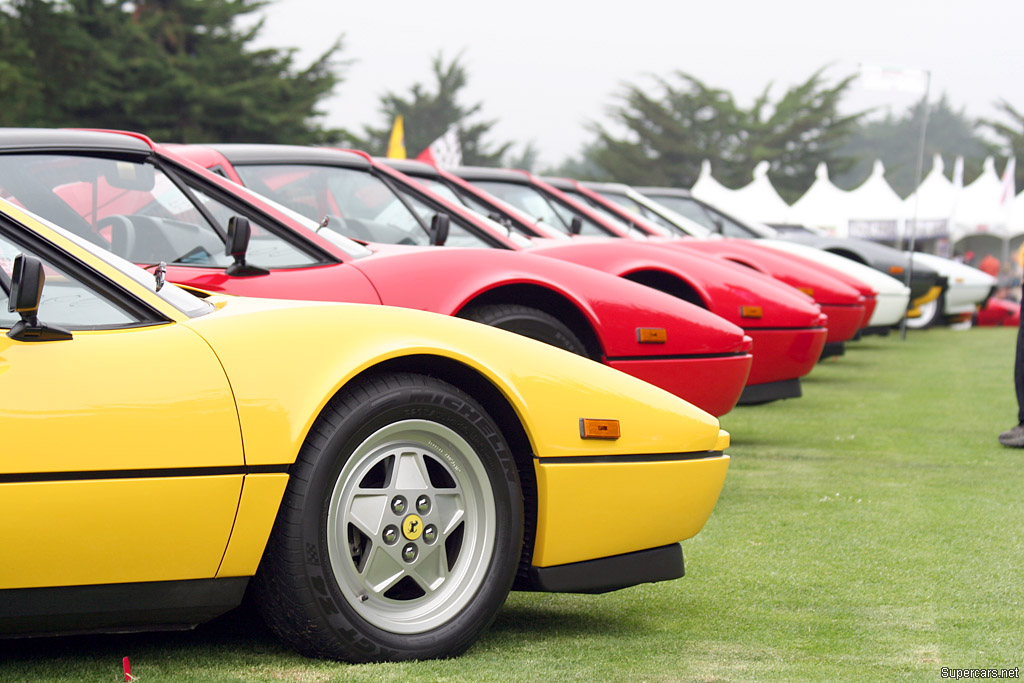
[585, 69, 863, 202]
[985, 100, 1024, 192]
[0, 0, 344, 143]
[838, 95, 996, 196]
[347, 53, 511, 166]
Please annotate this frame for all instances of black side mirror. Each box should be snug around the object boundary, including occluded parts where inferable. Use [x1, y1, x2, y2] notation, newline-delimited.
[9, 254, 44, 315]
[569, 216, 583, 235]
[224, 216, 269, 277]
[226, 215, 251, 259]
[429, 213, 450, 246]
[7, 255, 72, 342]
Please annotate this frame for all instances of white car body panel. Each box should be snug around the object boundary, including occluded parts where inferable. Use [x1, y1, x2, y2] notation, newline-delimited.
[908, 252, 996, 316]
[756, 239, 911, 327]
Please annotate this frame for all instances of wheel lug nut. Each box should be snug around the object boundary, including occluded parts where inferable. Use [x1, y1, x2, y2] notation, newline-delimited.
[423, 524, 437, 544]
[402, 543, 418, 563]
[382, 525, 399, 545]
[416, 495, 431, 514]
[391, 496, 406, 515]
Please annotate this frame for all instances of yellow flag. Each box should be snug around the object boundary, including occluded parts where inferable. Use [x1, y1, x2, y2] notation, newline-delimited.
[386, 115, 406, 159]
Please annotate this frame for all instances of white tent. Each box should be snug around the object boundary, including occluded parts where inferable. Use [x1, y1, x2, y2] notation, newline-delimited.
[1013, 188, 1024, 232]
[687, 154, 1020, 251]
[844, 160, 905, 243]
[729, 161, 791, 225]
[786, 162, 851, 236]
[691, 160, 738, 209]
[902, 154, 956, 243]
[953, 157, 1010, 238]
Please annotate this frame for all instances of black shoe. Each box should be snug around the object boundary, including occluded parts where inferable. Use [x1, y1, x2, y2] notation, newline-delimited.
[998, 424, 1024, 448]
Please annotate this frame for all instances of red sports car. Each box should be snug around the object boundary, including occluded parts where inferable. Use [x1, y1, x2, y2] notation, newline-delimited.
[453, 167, 870, 357]
[169, 145, 828, 404]
[547, 178, 879, 343]
[367, 159, 835, 398]
[976, 297, 1020, 327]
[0, 129, 752, 416]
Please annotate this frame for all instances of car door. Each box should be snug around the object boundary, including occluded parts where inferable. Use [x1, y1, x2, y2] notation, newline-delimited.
[0, 223, 245, 591]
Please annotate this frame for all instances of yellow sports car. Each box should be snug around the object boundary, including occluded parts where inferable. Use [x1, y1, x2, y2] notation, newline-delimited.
[0, 198, 730, 662]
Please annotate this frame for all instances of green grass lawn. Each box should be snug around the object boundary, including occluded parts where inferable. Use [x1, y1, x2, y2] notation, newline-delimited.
[3, 327, 1023, 682]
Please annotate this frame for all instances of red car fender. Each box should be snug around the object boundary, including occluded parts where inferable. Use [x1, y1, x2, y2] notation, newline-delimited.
[529, 238, 825, 330]
[667, 239, 868, 343]
[351, 244, 751, 359]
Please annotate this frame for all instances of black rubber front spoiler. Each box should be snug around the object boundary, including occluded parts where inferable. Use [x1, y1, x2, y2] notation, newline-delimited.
[819, 342, 846, 360]
[519, 544, 684, 594]
[736, 377, 802, 405]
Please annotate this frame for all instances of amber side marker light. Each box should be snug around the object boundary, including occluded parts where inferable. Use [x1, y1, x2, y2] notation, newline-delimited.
[740, 305, 763, 319]
[797, 286, 814, 296]
[636, 327, 667, 343]
[889, 265, 905, 275]
[579, 418, 621, 440]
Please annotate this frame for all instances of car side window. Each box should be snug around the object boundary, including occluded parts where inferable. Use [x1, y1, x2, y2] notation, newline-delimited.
[667, 198, 718, 231]
[0, 232, 140, 330]
[386, 183, 491, 248]
[707, 207, 757, 239]
[187, 186, 320, 268]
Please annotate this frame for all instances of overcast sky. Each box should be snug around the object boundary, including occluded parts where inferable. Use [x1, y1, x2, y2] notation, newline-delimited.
[254, 0, 1024, 167]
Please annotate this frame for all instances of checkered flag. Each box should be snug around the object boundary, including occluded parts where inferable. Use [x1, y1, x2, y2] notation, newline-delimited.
[417, 125, 462, 169]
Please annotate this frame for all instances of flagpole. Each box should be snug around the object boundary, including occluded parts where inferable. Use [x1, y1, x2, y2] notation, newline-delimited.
[900, 69, 931, 341]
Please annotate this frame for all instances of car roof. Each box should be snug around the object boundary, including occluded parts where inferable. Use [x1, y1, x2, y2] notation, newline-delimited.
[205, 144, 371, 169]
[580, 181, 634, 195]
[0, 128, 154, 154]
[539, 176, 574, 190]
[451, 166, 529, 183]
[378, 158, 438, 177]
[633, 186, 693, 198]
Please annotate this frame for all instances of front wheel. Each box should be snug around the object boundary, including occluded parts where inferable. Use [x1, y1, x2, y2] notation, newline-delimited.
[460, 303, 588, 356]
[254, 372, 523, 662]
[906, 293, 945, 329]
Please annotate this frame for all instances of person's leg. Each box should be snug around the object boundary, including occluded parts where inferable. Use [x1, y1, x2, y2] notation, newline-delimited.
[1016, 290, 1024, 425]
[1000, 284, 1024, 447]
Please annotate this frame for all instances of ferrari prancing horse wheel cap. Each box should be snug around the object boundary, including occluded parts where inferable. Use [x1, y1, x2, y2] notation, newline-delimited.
[402, 514, 424, 541]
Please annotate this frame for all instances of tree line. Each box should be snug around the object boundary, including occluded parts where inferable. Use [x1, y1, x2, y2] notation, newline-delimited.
[1, 0, 1021, 198]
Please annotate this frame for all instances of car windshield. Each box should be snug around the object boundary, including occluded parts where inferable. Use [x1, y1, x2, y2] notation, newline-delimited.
[586, 190, 682, 235]
[408, 176, 534, 249]
[235, 164, 492, 248]
[558, 188, 663, 238]
[470, 180, 613, 237]
[0, 153, 326, 271]
[647, 194, 770, 239]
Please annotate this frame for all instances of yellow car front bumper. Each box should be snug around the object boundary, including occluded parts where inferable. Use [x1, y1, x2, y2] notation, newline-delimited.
[525, 444, 730, 592]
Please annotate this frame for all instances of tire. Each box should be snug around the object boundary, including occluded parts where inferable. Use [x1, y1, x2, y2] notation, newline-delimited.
[905, 292, 945, 329]
[253, 372, 523, 662]
[460, 303, 588, 356]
